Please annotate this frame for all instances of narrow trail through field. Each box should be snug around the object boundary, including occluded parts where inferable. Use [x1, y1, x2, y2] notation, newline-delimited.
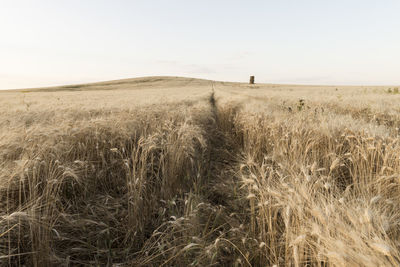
[136, 89, 252, 266]
[193, 89, 253, 266]
[204, 91, 241, 207]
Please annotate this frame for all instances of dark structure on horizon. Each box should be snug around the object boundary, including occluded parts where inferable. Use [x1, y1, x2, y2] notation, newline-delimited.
[249, 76, 255, 84]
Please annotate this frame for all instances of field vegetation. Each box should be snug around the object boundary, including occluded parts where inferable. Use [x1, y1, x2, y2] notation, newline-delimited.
[1, 76, 400, 266]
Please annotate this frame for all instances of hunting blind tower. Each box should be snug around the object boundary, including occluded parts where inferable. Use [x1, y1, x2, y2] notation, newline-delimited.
[249, 76, 255, 84]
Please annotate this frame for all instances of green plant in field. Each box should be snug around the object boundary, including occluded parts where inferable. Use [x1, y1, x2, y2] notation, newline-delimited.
[297, 99, 305, 111]
[386, 88, 398, 94]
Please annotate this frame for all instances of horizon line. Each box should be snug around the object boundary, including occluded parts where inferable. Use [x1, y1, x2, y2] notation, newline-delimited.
[1, 75, 399, 91]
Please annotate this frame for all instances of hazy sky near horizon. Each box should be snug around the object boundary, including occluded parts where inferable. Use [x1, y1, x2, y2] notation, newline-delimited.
[1, 0, 400, 89]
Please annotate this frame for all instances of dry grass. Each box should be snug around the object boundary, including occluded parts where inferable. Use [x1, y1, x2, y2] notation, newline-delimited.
[1, 76, 400, 266]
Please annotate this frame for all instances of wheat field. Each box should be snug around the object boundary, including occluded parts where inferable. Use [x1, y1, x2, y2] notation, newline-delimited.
[1, 76, 400, 266]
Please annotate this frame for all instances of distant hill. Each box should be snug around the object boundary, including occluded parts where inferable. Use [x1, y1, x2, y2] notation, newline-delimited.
[4, 76, 218, 92]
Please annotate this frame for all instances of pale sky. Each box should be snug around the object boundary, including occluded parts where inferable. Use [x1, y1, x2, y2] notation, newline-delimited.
[1, 0, 400, 89]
